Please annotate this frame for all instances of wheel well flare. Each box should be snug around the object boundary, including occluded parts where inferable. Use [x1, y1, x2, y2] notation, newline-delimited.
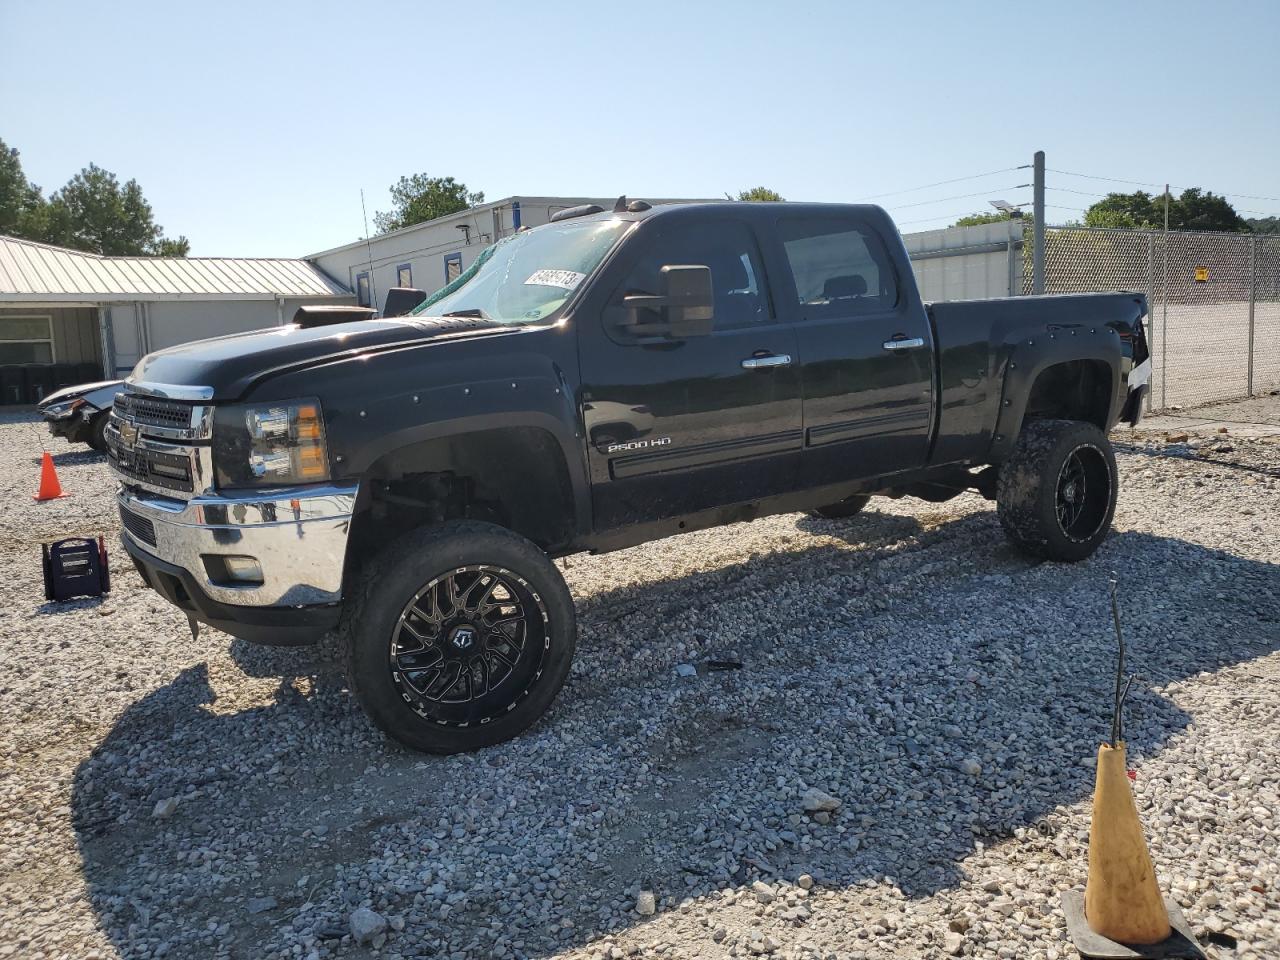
[1024, 359, 1113, 428]
[347, 427, 576, 570]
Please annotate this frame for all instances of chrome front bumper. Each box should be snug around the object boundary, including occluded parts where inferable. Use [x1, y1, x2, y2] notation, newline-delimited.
[117, 482, 358, 607]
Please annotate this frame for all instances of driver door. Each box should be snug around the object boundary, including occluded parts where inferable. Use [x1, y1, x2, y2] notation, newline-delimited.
[577, 213, 803, 530]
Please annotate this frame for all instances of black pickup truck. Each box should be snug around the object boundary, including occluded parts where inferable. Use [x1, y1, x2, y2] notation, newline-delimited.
[108, 200, 1150, 753]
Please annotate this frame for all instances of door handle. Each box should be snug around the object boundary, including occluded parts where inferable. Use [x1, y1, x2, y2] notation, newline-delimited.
[741, 353, 792, 369]
[883, 336, 925, 351]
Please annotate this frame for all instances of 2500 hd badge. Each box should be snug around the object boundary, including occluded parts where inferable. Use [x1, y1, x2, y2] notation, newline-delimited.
[606, 436, 672, 454]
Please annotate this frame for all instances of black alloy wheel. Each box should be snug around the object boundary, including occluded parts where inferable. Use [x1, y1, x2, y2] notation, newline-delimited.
[390, 565, 549, 728]
[1054, 444, 1111, 542]
[343, 520, 577, 754]
[996, 418, 1118, 562]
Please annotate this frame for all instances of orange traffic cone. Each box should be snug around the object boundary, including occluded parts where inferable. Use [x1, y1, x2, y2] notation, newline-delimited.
[34, 451, 66, 501]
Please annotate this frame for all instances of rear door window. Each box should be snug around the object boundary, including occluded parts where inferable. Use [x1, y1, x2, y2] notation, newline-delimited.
[778, 218, 899, 317]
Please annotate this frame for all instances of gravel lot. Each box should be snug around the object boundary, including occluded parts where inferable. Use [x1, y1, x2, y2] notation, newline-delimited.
[0, 409, 1276, 960]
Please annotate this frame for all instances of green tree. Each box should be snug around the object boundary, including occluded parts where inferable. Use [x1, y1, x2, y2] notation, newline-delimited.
[374, 174, 484, 233]
[0, 138, 48, 238]
[951, 210, 1025, 227]
[1083, 188, 1249, 233]
[3, 139, 189, 254]
[1083, 190, 1160, 229]
[45, 164, 161, 254]
[736, 186, 784, 202]
[154, 236, 192, 256]
[1246, 216, 1280, 235]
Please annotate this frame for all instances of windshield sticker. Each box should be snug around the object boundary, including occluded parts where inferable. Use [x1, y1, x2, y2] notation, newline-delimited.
[524, 269, 586, 290]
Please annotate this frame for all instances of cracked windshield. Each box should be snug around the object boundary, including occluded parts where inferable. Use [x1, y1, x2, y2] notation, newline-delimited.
[417, 218, 630, 324]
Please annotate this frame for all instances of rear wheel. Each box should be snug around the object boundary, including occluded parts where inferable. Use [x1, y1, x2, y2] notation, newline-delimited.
[342, 521, 576, 753]
[808, 494, 871, 521]
[996, 418, 1117, 562]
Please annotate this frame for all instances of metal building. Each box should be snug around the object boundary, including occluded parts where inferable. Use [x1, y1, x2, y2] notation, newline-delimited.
[0, 235, 353, 402]
[307, 196, 706, 312]
[902, 221, 1024, 301]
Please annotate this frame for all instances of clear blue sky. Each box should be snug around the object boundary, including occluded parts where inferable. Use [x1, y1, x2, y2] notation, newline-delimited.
[2, 0, 1277, 257]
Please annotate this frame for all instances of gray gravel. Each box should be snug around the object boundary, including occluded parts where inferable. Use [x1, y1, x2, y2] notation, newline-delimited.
[0, 407, 1277, 960]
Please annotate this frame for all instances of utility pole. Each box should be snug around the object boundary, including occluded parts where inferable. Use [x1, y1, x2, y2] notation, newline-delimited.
[1032, 150, 1046, 295]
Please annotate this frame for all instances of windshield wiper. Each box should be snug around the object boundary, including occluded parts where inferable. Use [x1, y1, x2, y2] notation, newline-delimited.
[442, 308, 491, 320]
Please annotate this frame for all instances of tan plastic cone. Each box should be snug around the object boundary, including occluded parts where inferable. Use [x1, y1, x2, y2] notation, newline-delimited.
[1084, 742, 1171, 944]
[34, 451, 65, 501]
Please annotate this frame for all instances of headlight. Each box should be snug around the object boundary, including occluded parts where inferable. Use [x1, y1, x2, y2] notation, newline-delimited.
[43, 398, 85, 419]
[213, 398, 330, 488]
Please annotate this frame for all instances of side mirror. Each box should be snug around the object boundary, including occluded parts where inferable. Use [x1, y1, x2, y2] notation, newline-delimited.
[382, 287, 428, 318]
[621, 265, 714, 339]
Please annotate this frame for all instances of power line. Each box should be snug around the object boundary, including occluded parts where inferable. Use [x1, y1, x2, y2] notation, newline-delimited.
[883, 186, 1029, 211]
[1047, 185, 1111, 198]
[855, 167, 1024, 202]
[1048, 168, 1164, 189]
[1049, 168, 1280, 204]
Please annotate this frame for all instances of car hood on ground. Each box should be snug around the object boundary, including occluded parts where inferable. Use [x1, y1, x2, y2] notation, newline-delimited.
[128, 316, 505, 401]
[38, 380, 125, 409]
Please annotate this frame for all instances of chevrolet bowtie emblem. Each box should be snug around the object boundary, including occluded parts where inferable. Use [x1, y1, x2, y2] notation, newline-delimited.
[119, 422, 139, 446]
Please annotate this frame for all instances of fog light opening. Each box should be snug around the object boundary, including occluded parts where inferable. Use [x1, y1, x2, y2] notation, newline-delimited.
[202, 554, 264, 587]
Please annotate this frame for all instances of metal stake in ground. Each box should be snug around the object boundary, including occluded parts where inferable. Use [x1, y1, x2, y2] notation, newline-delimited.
[1061, 579, 1205, 959]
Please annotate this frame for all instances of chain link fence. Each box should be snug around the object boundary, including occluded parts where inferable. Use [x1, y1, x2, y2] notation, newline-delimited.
[1021, 226, 1280, 411]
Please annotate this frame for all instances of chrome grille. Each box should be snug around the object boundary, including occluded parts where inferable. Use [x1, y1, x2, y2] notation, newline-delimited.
[106, 429, 196, 493]
[114, 392, 196, 430]
[119, 506, 157, 546]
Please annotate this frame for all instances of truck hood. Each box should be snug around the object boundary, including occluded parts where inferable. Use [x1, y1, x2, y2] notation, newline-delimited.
[129, 316, 503, 400]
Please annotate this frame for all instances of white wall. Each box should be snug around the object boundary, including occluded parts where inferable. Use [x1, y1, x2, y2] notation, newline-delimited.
[105, 294, 354, 376]
[144, 300, 280, 351]
[902, 221, 1024, 302]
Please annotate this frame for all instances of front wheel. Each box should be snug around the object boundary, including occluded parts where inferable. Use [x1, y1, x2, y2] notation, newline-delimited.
[88, 412, 109, 452]
[343, 521, 577, 753]
[996, 419, 1117, 562]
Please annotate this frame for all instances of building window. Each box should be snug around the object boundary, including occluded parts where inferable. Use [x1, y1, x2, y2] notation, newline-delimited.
[444, 252, 462, 283]
[396, 263, 413, 288]
[0, 315, 55, 363]
[356, 272, 371, 307]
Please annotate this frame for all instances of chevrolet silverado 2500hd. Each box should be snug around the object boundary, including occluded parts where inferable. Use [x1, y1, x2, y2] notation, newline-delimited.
[108, 199, 1151, 753]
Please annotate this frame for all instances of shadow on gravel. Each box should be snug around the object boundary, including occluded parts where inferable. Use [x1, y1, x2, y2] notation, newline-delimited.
[68, 525, 1280, 959]
[45, 448, 107, 467]
[792, 509, 925, 545]
[35, 595, 109, 617]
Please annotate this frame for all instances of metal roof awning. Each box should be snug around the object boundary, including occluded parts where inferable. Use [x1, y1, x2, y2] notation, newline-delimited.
[0, 235, 351, 301]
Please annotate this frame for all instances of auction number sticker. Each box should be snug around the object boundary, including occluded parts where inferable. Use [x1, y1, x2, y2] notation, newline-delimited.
[524, 269, 586, 290]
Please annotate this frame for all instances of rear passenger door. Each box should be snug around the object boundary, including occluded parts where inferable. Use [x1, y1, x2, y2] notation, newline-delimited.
[775, 215, 935, 486]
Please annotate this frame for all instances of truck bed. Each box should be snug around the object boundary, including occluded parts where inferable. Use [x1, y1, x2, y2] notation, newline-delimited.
[926, 292, 1150, 466]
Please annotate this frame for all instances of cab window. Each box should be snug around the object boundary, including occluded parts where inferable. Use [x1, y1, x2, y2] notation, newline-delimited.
[620, 220, 772, 330]
[779, 218, 899, 316]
